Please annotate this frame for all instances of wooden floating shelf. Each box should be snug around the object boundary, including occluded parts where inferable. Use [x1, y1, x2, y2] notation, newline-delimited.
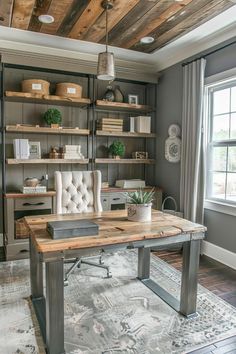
[96, 100, 153, 112]
[95, 158, 155, 164]
[6, 125, 90, 136]
[96, 130, 156, 138]
[5, 91, 91, 107]
[6, 158, 89, 165]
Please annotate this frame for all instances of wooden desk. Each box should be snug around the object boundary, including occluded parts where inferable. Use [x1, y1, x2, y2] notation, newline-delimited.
[25, 210, 206, 354]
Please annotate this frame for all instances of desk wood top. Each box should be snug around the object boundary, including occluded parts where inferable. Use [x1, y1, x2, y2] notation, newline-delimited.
[24, 210, 206, 253]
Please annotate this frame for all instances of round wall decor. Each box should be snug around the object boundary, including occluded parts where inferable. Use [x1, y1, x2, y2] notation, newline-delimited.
[165, 124, 181, 163]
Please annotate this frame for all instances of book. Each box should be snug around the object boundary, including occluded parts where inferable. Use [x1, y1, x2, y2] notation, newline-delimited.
[13, 139, 29, 159]
[100, 118, 123, 125]
[47, 219, 99, 239]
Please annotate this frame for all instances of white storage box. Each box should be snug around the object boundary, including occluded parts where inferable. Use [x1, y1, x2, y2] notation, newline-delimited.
[135, 116, 151, 133]
[115, 179, 146, 188]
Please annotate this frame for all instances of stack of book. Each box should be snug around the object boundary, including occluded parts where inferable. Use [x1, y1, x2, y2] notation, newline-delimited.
[61, 145, 84, 159]
[13, 139, 29, 159]
[22, 185, 47, 194]
[97, 118, 123, 132]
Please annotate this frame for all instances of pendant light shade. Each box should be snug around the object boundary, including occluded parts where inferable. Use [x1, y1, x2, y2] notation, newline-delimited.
[97, 0, 115, 81]
[97, 52, 115, 81]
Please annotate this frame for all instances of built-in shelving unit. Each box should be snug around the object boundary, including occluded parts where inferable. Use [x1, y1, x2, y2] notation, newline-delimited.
[5, 91, 91, 107]
[95, 100, 152, 112]
[95, 158, 155, 164]
[6, 125, 90, 136]
[96, 130, 156, 138]
[6, 158, 89, 165]
[1, 63, 157, 260]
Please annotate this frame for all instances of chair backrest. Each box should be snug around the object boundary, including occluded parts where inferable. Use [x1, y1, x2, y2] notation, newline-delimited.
[54, 170, 103, 214]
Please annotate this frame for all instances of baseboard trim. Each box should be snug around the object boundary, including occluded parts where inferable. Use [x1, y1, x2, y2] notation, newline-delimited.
[201, 241, 236, 270]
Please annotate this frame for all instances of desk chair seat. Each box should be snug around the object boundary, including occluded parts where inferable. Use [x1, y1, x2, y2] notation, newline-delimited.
[55, 170, 111, 285]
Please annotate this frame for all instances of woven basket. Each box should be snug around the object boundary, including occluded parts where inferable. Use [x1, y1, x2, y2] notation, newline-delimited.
[22, 79, 50, 95]
[15, 218, 29, 239]
[161, 196, 183, 218]
[55, 82, 82, 98]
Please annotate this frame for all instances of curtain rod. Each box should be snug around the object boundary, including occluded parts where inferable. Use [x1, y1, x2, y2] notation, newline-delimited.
[182, 39, 236, 67]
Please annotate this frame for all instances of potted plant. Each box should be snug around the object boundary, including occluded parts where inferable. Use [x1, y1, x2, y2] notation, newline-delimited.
[108, 140, 125, 159]
[125, 189, 155, 222]
[43, 108, 62, 128]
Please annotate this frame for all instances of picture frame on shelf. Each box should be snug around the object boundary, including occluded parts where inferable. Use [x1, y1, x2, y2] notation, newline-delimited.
[29, 141, 41, 159]
[128, 94, 139, 105]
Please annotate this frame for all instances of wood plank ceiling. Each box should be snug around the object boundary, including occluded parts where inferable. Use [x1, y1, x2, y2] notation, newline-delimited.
[0, 0, 234, 53]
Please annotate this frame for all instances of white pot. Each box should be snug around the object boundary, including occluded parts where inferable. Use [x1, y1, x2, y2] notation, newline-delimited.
[127, 203, 152, 222]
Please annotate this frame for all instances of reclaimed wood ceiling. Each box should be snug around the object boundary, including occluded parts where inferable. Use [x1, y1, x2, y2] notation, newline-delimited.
[0, 0, 235, 53]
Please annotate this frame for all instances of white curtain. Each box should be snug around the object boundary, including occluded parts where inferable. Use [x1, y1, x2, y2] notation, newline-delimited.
[180, 58, 206, 223]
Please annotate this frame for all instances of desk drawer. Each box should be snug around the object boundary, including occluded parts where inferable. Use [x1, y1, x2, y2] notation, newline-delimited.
[15, 197, 52, 210]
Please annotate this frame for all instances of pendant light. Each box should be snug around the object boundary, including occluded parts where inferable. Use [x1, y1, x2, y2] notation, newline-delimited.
[97, 0, 115, 81]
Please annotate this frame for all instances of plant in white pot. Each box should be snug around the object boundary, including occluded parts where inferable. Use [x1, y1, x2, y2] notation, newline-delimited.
[125, 189, 155, 222]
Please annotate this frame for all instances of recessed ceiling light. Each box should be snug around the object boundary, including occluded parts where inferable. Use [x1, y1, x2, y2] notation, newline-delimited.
[140, 36, 155, 44]
[38, 14, 54, 24]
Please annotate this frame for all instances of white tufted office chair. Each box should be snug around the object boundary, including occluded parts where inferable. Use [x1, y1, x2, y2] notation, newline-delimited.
[55, 170, 111, 285]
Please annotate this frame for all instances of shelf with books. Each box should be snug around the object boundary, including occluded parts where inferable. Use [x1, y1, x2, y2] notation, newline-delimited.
[95, 158, 155, 164]
[6, 125, 90, 136]
[96, 130, 156, 138]
[6, 158, 89, 165]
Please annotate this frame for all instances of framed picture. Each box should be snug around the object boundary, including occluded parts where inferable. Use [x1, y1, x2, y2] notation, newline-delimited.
[128, 94, 139, 105]
[29, 141, 41, 159]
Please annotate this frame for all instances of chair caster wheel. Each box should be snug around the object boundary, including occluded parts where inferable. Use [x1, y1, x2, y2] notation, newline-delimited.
[106, 272, 112, 278]
[64, 280, 69, 287]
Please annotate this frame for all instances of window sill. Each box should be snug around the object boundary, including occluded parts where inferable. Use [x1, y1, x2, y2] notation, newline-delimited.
[204, 200, 236, 217]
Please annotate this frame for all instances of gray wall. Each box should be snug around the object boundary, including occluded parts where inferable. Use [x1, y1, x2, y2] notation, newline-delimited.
[156, 39, 236, 253]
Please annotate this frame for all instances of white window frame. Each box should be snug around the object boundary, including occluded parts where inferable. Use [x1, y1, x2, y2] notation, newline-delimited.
[204, 67, 236, 215]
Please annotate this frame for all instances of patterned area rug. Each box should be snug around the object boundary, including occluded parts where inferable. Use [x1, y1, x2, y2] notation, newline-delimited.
[0, 250, 236, 354]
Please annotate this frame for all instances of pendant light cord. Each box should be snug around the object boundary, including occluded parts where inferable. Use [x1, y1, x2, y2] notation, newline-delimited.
[105, 5, 108, 53]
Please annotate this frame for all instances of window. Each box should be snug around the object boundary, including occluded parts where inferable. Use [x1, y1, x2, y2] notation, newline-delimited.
[205, 76, 236, 207]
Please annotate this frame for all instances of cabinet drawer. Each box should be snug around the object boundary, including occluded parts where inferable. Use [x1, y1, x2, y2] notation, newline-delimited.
[110, 195, 126, 204]
[6, 242, 29, 260]
[15, 197, 52, 210]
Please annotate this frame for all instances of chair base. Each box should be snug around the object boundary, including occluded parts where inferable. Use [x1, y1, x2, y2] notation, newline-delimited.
[64, 255, 112, 286]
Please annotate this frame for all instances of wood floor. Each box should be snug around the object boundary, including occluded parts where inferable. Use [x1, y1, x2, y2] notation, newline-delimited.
[155, 250, 236, 354]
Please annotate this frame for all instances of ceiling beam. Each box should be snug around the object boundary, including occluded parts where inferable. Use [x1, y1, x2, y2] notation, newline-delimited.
[0, 0, 14, 27]
[11, 0, 36, 30]
[82, 0, 140, 44]
[39, 0, 74, 35]
[121, 0, 193, 49]
[105, 0, 160, 46]
[28, 0, 52, 32]
[68, 0, 104, 40]
[141, 0, 235, 53]
[57, 0, 90, 36]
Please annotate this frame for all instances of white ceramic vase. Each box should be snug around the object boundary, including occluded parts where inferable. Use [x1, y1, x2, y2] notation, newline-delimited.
[127, 203, 152, 222]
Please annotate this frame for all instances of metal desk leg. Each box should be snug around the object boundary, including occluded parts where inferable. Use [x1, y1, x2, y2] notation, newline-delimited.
[46, 259, 65, 354]
[30, 237, 43, 298]
[138, 247, 150, 280]
[180, 239, 201, 317]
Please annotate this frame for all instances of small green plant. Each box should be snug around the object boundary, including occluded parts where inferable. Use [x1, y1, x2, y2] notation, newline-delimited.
[43, 108, 62, 125]
[108, 140, 125, 157]
[125, 188, 155, 205]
